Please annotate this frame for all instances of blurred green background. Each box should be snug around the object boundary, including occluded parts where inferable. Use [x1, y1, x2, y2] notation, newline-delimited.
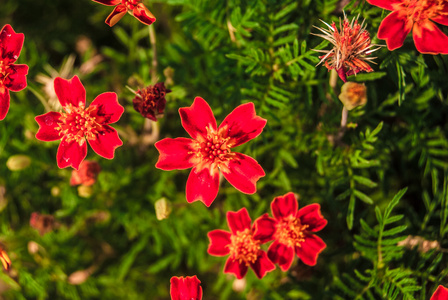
[1, 0, 448, 299]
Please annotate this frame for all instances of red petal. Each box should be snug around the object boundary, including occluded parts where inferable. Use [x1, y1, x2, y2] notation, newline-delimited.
[186, 166, 219, 207]
[35, 112, 62, 141]
[413, 20, 448, 54]
[253, 214, 276, 244]
[133, 3, 156, 26]
[366, 0, 403, 10]
[267, 240, 295, 272]
[57, 137, 88, 170]
[271, 192, 298, 220]
[54, 76, 86, 108]
[295, 234, 326, 266]
[431, 285, 448, 300]
[0, 24, 24, 64]
[170, 276, 202, 300]
[0, 87, 10, 121]
[221, 152, 265, 194]
[297, 203, 327, 232]
[90, 92, 124, 124]
[91, 0, 120, 5]
[224, 258, 248, 279]
[155, 138, 195, 170]
[432, 13, 448, 26]
[179, 97, 217, 141]
[4, 64, 28, 92]
[218, 102, 266, 147]
[227, 207, 251, 235]
[88, 125, 122, 159]
[250, 250, 276, 279]
[377, 11, 412, 51]
[105, 4, 127, 27]
[207, 230, 231, 256]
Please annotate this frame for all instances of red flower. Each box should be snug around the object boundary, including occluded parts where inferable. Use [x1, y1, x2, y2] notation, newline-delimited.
[207, 208, 275, 279]
[170, 276, 202, 300]
[70, 160, 101, 186]
[254, 193, 327, 271]
[91, 0, 156, 27]
[313, 15, 379, 82]
[431, 285, 448, 300]
[155, 97, 266, 207]
[35, 76, 124, 170]
[367, 0, 448, 54]
[133, 82, 170, 121]
[0, 24, 28, 120]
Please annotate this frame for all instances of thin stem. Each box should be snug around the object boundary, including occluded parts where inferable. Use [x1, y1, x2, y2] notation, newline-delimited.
[341, 106, 348, 128]
[149, 25, 157, 83]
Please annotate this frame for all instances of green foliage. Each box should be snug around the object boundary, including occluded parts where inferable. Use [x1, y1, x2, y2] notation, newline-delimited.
[0, 0, 448, 299]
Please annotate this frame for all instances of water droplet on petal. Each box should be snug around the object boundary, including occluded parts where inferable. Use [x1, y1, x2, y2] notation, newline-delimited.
[13, 55, 17, 60]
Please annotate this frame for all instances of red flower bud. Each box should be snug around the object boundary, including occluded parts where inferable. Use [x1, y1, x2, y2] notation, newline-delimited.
[133, 82, 171, 121]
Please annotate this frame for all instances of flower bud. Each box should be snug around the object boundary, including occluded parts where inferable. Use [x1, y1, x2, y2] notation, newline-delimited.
[154, 198, 172, 220]
[78, 185, 93, 198]
[133, 82, 171, 121]
[338, 82, 367, 110]
[6, 154, 31, 171]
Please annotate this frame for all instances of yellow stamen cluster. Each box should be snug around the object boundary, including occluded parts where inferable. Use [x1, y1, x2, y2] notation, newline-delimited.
[275, 215, 309, 248]
[227, 229, 260, 266]
[55, 104, 102, 144]
[191, 126, 233, 168]
[402, 0, 447, 22]
[0, 60, 10, 84]
[123, 0, 140, 10]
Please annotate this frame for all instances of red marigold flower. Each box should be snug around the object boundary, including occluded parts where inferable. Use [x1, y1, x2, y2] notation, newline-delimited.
[30, 212, 55, 236]
[254, 192, 327, 271]
[0, 248, 11, 270]
[70, 160, 101, 186]
[0, 24, 29, 121]
[431, 285, 448, 300]
[35, 76, 124, 170]
[207, 208, 276, 279]
[91, 0, 156, 27]
[155, 97, 266, 207]
[170, 276, 202, 300]
[133, 82, 170, 121]
[367, 0, 448, 54]
[313, 14, 380, 82]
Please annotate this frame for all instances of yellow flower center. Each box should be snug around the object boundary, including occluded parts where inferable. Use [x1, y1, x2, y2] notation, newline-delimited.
[56, 104, 102, 144]
[191, 126, 234, 169]
[122, 0, 140, 10]
[275, 215, 309, 248]
[227, 229, 260, 266]
[402, 0, 447, 22]
[0, 61, 10, 84]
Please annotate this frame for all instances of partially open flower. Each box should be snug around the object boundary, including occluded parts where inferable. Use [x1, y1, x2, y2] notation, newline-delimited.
[91, 0, 156, 27]
[133, 82, 170, 121]
[338, 82, 367, 110]
[70, 160, 101, 186]
[313, 14, 380, 82]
